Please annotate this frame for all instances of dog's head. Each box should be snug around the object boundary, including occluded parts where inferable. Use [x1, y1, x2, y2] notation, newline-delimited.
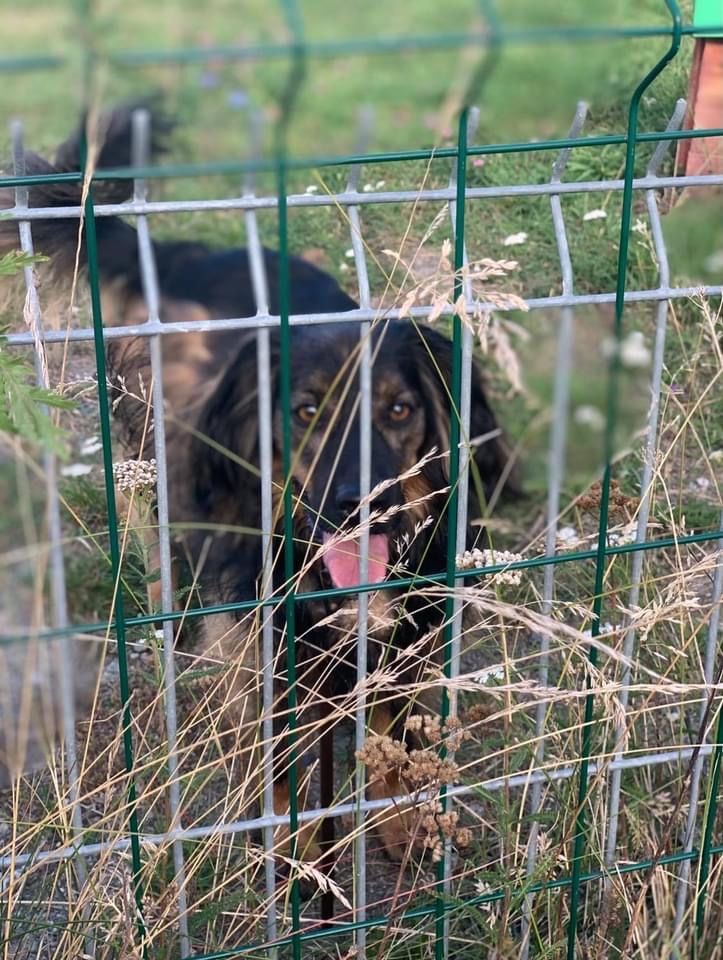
[193, 320, 517, 594]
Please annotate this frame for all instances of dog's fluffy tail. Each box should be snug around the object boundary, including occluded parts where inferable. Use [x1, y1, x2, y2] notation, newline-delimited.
[0, 100, 172, 284]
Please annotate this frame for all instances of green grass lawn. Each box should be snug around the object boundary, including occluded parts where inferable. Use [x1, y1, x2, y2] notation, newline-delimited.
[3, 0, 710, 511]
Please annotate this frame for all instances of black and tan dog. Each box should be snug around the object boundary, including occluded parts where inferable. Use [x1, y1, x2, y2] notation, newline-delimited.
[0, 105, 517, 860]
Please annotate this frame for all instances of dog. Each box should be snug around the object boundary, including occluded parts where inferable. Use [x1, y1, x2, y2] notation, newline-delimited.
[0, 104, 518, 861]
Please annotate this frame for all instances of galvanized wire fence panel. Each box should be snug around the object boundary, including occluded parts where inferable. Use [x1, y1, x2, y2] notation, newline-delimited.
[1, 2, 723, 959]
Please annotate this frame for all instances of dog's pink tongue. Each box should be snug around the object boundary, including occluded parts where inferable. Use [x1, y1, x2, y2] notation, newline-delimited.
[321, 533, 389, 589]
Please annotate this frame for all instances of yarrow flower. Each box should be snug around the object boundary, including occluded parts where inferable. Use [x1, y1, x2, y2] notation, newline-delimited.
[113, 458, 157, 493]
[455, 548, 525, 585]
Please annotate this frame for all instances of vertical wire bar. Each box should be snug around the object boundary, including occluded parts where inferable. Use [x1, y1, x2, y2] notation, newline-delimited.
[440, 107, 480, 948]
[519, 101, 586, 960]
[84, 178, 148, 957]
[692, 512, 723, 951]
[9, 120, 90, 939]
[276, 3, 307, 953]
[435, 14, 500, 951]
[434, 105, 469, 960]
[604, 99, 686, 873]
[242, 108, 279, 952]
[130, 109, 190, 955]
[565, 8, 682, 956]
[345, 106, 374, 960]
[277, 158, 302, 960]
[675, 512, 723, 940]
[432, 16, 501, 948]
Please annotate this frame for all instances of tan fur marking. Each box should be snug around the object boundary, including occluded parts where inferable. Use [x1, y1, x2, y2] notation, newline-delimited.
[401, 471, 438, 524]
[200, 613, 259, 745]
[272, 775, 322, 861]
[365, 703, 421, 862]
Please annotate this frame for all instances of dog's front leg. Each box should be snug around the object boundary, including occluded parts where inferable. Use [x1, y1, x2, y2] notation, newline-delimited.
[271, 768, 322, 862]
[364, 701, 424, 863]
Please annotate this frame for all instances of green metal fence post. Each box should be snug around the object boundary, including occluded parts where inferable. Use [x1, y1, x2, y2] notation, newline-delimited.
[276, 1, 307, 955]
[566, 4, 682, 957]
[84, 192, 148, 956]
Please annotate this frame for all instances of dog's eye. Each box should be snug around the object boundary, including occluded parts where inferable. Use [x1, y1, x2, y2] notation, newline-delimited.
[295, 403, 318, 424]
[388, 401, 413, 423]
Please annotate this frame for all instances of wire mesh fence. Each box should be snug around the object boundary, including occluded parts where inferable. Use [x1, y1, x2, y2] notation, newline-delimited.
[0, 2, 722, 959]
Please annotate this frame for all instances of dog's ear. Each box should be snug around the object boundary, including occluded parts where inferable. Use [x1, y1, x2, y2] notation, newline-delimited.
[192, 335, 276, 517]
[411, 324, 520, 513]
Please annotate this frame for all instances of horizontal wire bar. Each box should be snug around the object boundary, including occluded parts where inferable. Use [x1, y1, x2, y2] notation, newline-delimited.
[1, 129, 722, 187]
[0, 21, 719, 73]
[2, 528, 720, 645]
[5, 282, 723, 350]
[2, 742, 716, 871]
[3, 172, 722, 224]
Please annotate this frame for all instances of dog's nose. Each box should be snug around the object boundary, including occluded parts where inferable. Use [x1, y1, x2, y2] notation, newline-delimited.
[335, 483, 360, 518]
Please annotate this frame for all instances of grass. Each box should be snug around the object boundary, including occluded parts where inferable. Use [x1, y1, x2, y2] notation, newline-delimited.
[2, 0, 723, 958]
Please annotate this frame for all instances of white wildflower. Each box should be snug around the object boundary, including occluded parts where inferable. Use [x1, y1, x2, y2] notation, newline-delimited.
[620, 331, 651, 368]
[620, 523, 637, 544]
[362, 183, 374, 192]
[80, 436, 103, 456]
[503, 231, 527, 246]
[694, 476, 711, 492]
[556, 525, 583, 550]
[344, 248, 355, 258]
[304, 184, 318, 194]
[583, 209, 607, 221]
[455, 548, 525, 585]
[607, 521, 637, 546]
[339, 262, 350, 273]
[632, 218, 648, 235]
[582, 621, 615, 639]
[704, 250, 723, 273]
[474, 665, 505, 685]
[113, 458, 157, 493]
[603, 331, 651, 368]
[474, 879, 498, 924]
[61, 463, 93, 478]
[574, 405, 605, 431]
[375, 180, 386, 189]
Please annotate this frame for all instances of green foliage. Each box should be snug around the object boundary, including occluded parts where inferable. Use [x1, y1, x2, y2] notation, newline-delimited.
[0, 250, 45, 277]
[0, 250, 74, 456]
